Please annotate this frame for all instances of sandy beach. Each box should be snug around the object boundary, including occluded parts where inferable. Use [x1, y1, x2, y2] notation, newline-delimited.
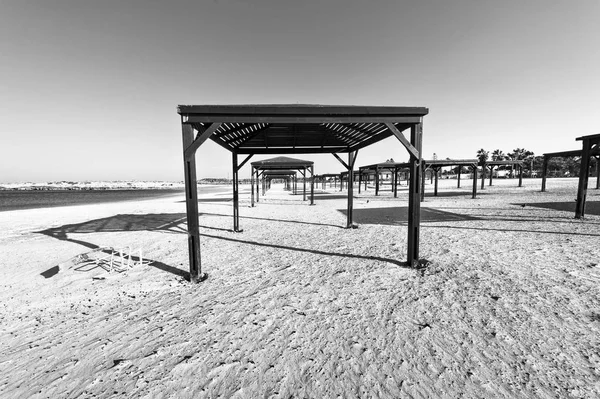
[1, 178, 599, 398]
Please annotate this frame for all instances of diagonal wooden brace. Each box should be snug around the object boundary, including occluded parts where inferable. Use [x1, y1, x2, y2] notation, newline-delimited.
[237, 154, 254, 171]
[332, 153, 349, 170]
[184, 123, 222, 160]
[386, 123, 419, 159]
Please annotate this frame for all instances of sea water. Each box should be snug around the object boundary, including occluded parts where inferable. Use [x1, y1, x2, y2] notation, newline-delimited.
[0, 186, 230, 212]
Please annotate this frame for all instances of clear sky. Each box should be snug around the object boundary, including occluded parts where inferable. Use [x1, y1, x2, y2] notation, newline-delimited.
[1, 0, 599, 183]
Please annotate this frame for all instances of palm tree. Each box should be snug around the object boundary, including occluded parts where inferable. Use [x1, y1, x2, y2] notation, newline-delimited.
[509, 148, 535, 176]
[476, 149, 489, 164]
[492, 149, 505, 161]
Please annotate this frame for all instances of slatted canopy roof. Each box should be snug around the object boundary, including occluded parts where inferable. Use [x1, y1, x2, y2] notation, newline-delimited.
[178, 105, 429, 154]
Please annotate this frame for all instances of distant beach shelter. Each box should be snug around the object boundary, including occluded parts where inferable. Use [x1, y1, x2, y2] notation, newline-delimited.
[178, 104, 428, 282]
[260, 169, 297, 195]
[421, 159, 479, 200]
[251, 157, 314, 205]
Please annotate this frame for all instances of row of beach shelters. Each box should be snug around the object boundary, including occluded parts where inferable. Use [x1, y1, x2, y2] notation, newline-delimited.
[321, 159, 524, 201]
[250, 156, 315, 205]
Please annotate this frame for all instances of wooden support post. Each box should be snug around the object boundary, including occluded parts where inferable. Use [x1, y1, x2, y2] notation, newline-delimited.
[256, 170, 260, 202]
[358, 170, 362, 194]
[471, 165, 477, 199]
[250, 167, 255, 207]
[302, 169, 307, 200]
[407, 123, 422, 267]
[310, 166, 315, 205]
[394, 167, 398, 198]
[434, 167, 439, 196]
[375, 166, 380, 196]
[596, 157, 600, 189]
[489, 166, 493, 186]
[575, 140, 591, 218]
[420, 165, 426, 202]
[232, 152, 241, 232]
[346, 151, 357, 228]
[457, 167, 461, 188]
[541, 157, 548, 192]
[518, 165, 523, 187]
[182, 123, 205, 283]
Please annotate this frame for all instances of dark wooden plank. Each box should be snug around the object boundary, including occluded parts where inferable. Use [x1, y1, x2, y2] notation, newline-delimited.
[543, 150, 582, 158]
[541, 157, 549, 192]
[346, 151, 357, 228]
[238, 147, 348, 155]
[434, 167, 439, 196]
[237, 154, 254, 171]
[182, 122, 205, 283]
[575, 139, 591, 218]
[332, 153, 350, 170]
[393, 167, 398, 198]
[303, 167, 307, 201]
[420, 163, 426, 202]
[184, 115, 424, 124]
[178, 104, 429, 117]
[407, 123, 422, 267]
[232, 152, 241, 232]
[250, 166, 255, 207]
[310, 166, 315, 205]
[471, 165, 477, 199]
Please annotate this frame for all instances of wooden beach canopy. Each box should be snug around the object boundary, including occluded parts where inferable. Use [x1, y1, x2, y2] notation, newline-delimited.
[251, 157, 313, 205]
[178, 104, 428, 282]
[575, 133, 600, 218]
[541, 150, 583, 192]
[542, 148, 600, 193]
[421, 159, 478, 200]
[358, 161, 410, 197]
[480, 160, 524, 189]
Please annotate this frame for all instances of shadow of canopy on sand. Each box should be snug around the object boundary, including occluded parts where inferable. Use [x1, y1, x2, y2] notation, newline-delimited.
[513, 201, 600, 216]
[338, 207, 480, 226]
[38, 212, 416, 274]
[38, 213, 190, 278]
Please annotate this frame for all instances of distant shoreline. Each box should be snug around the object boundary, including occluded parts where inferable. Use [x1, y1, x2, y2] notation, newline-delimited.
[0, 181, 240, 191]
